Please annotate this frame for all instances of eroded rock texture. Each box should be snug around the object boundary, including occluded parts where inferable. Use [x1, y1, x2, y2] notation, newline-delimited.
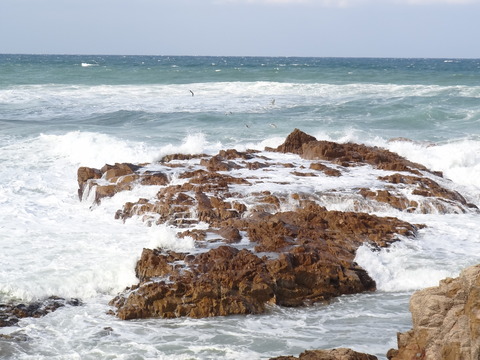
[77, 129, 476, 320]
[270, 348, 378, 360]
[388, 264, 480, 360]
[0, 297, 81, 327]
[110, 202, 417, 320]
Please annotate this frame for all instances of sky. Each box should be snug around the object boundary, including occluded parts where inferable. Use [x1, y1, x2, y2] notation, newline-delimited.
[0, 0, 479, 58]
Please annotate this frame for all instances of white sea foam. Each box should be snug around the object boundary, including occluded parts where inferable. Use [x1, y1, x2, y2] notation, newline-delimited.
[1, 291, 410, 360]
[355, 212, 480, 292]
[38, 131, 160, 167]
[154, 132, 221, 160]
[2, 82, 479, 121]
[0, 132, 171, 302]
[2, 56, 480, 360]
[81, 62, 98, 67]
[147, 224, 195, 252]
[1, 128, 478, 305]
[387, 138, 480, 192]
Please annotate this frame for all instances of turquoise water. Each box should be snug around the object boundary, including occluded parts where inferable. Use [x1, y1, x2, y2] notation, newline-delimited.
[0, 55, 479, 359]
[1, 55, 479, 143]
[2, 55, 480, 85]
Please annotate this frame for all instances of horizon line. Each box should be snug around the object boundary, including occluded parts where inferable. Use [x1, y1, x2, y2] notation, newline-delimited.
[1, 52, 479, 60]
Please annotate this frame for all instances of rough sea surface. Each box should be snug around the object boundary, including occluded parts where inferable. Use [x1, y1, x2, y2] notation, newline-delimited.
[1, 55, 479, 359]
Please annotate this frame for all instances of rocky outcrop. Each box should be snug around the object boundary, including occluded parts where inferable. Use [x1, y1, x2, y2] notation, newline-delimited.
[110, 202, 417, 319]
[0, 297, 81, 327]
[270, 348, 378, 360]
[76, 129, 477, 321]
[273, 128, 434, 176]
[79, 130, 476, 219]
[388, 264, 480, 360]
[77, 162, 168, 203]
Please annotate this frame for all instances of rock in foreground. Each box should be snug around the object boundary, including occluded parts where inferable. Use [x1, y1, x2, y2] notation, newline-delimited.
[270, 348, 378, 360]
[388, 264, 480, 360]
[110, 202, 416, 320]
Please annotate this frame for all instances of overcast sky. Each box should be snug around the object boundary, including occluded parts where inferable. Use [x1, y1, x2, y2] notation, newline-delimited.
[1, 0, 478, 58]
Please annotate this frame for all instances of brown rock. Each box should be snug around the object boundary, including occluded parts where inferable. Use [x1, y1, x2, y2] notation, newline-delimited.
[310, 162, 342, 177]
[359, 188, 418, 212]
[75, 129, 476, 322]
[195, 191, 215, 223]
[139, 172, 169, 186]
[200, 155, 237, 172]
[270, 348, 378, 360]
[160, 153, 207, 162]
[77, 166, 101, 199]
[111, 246, 276, 319]
[135, 248, 186, 281]
[218, 148, 255, 160]
[178, 229, 207, 241]
[214, 226, 242, 243]
[301, 141, 427, 175]
[380, 173, 474, 208]
[77, 166, 102, 188]
[291, 171, 317, 177]
[273, 129, 430, 175]
[94, 184, 121, 203]
[110, 202, 419, 320]
[77, 163, 167, 204]
[102, 163, 140, 181]
[388, 264, 480, 360]
[274, 128, 317, 154]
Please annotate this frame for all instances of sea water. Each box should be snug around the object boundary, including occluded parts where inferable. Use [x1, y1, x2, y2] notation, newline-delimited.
[0, 55, 479, 359]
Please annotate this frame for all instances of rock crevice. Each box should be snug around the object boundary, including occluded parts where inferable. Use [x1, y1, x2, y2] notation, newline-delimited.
[76, 129, 476, 321]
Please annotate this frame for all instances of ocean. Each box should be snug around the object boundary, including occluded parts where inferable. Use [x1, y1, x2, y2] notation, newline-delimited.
[0, 54, 479, 359]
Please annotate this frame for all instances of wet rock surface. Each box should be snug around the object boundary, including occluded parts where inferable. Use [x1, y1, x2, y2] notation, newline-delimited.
[272, 128, 433, 176]
[270, 348, 378, 360]
[110, 202, 416, 320]
[0, 296, 81, 327]
[77, 129, 477, 321]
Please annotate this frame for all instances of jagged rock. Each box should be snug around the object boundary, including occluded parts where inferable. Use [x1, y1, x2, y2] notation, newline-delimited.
[112, 246, 275, 319]
[160, 153, 207, 163]
[134, 248, 187, 281]
[77, 162, 168, 204]
[0, 297, 81, 327]
[218, 148, 256, 160]
[310, 162, 342, 177]
[246, 202, 416, 253]
[213, 226, 242, 243]
[270, 348, 378, 360]
[79, 130, 475, 221]
[109, 203, 418, 320]
[273, 128, 317, 154]
[274, 129, 430, 175]
[388, 264, 480, 360]
[380, 173, 476, 210]
[101, 162, 141, 181]
[77, 166, 101, 199]
[359, 188, 418, 212]
[76, 129, 477, 321]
